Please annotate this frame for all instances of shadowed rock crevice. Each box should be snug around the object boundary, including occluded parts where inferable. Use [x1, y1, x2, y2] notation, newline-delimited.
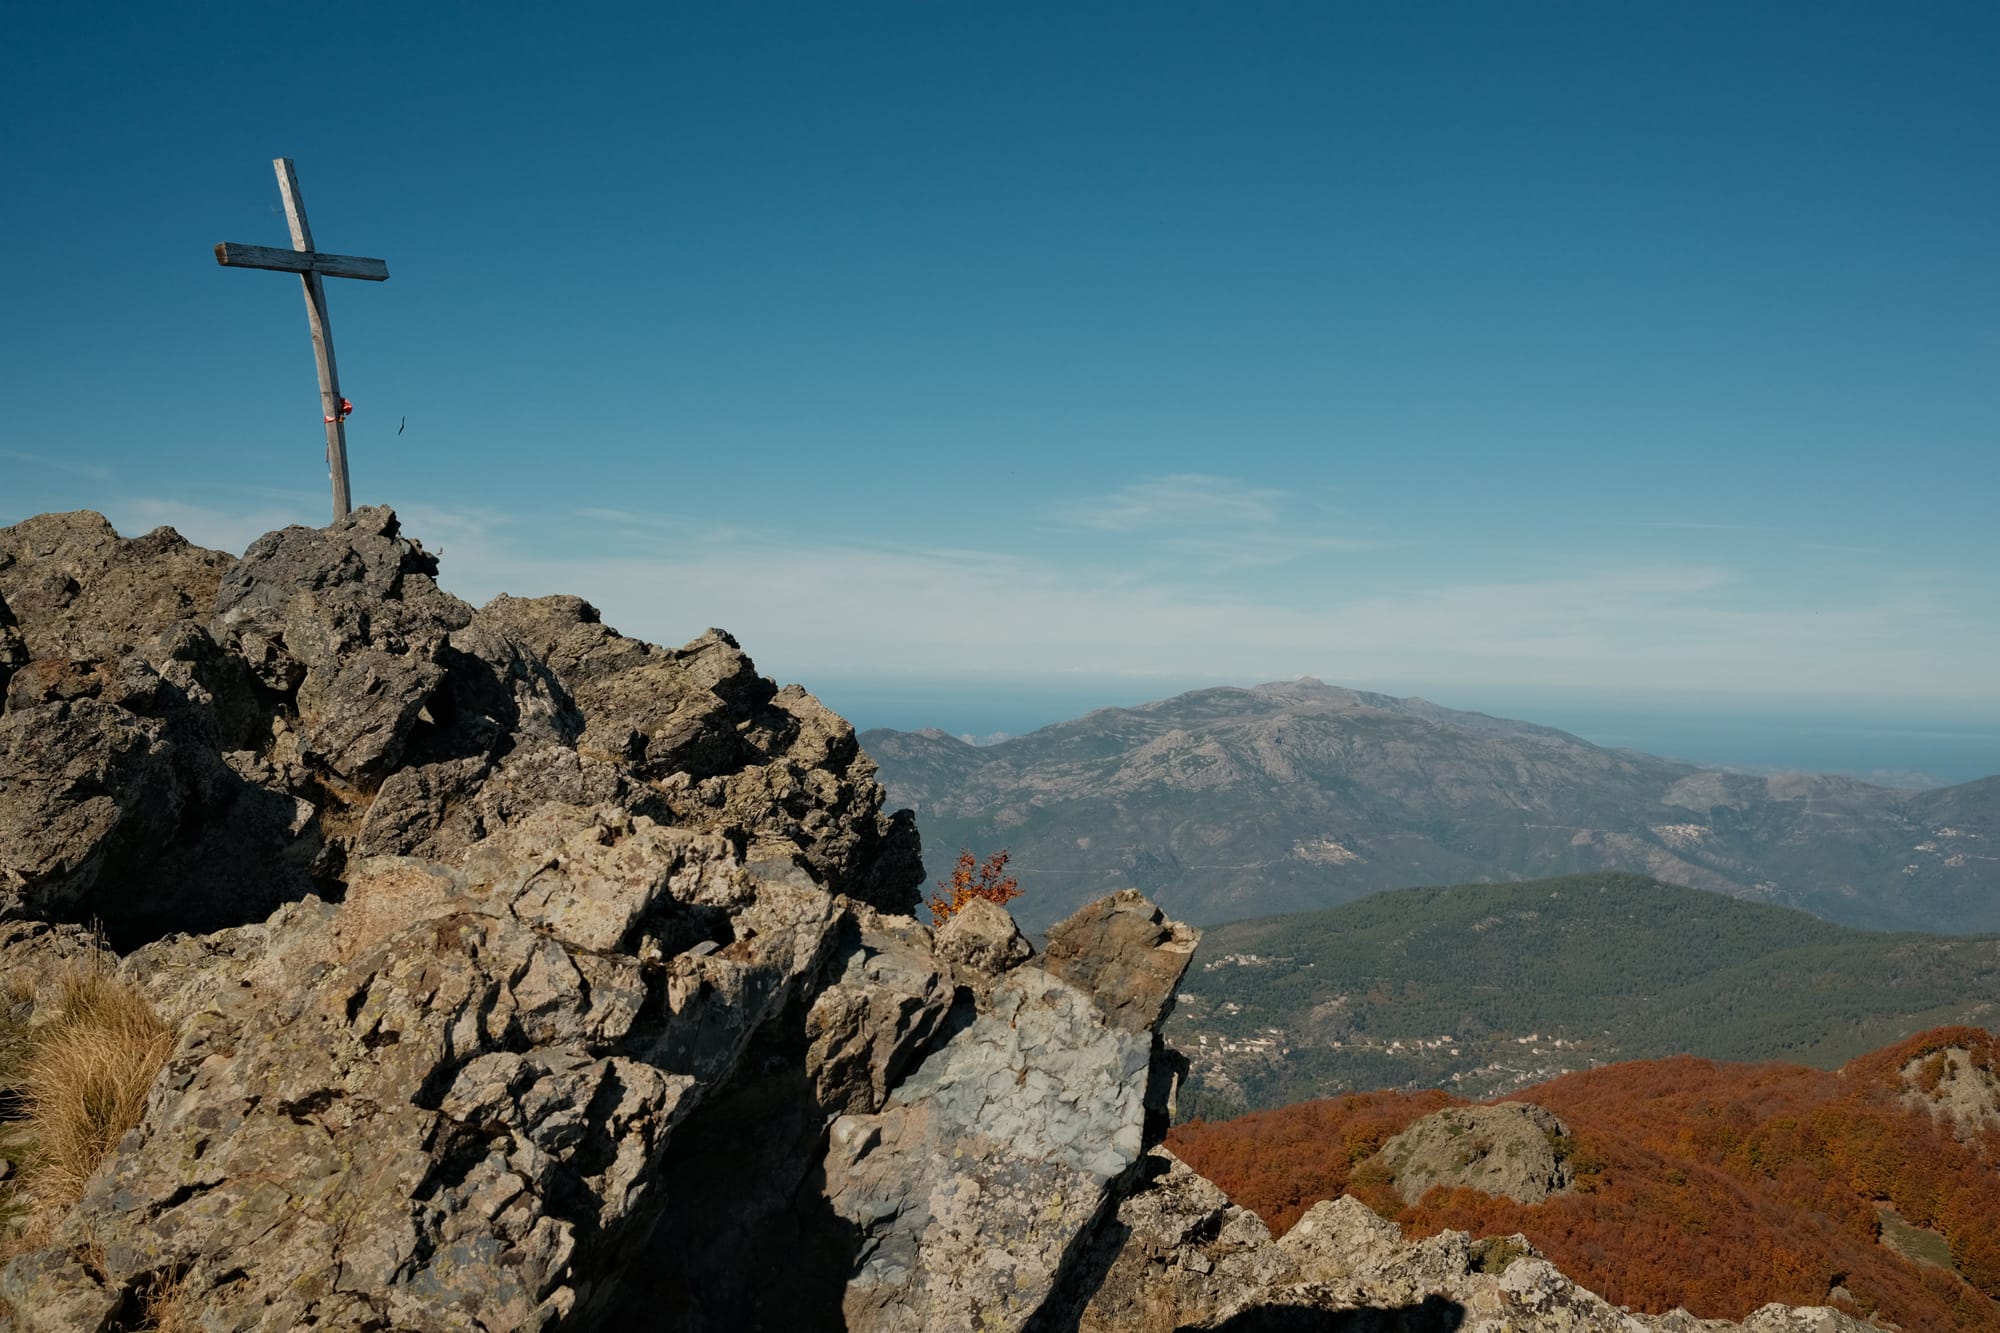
[596, 997, 865, 1331]
[1197, 1298, 1467, 1332]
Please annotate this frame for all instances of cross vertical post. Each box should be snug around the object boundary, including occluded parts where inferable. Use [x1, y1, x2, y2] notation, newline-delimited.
[214, 158, 390, 522]
[275, 159, 352, 519]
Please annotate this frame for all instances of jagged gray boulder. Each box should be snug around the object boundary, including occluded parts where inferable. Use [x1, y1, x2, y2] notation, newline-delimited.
[806, 908, 954, 1118]
[583, 889, 1198, 1333]
[827, 965, 1156, 1331]
[1279, 1194, 1874, 1332]
[208, 507, 472, 784]
[1052, 1149, 1300, 1333]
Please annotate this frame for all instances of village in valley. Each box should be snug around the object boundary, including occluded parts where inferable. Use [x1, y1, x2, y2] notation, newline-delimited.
[1168, 949, 1599, 1116]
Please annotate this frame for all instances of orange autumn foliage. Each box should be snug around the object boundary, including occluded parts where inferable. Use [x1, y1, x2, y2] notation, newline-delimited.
[927, 848, 1021, 924]
[1170, 1027, 2000, 1331]
[1170, 1089, 1457, 1234]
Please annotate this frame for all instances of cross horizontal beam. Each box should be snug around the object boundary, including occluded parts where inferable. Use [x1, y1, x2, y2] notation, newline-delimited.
[213, 241, 389, 281]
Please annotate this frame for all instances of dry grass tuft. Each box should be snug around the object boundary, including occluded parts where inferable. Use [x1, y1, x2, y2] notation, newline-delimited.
[132, 1263, 195, 1332]
[18, 961, 173, 1210]
[0, 954, 178, 1325]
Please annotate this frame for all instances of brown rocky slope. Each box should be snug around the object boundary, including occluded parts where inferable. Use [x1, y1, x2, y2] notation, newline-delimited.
[0, 510, 1866, 1330]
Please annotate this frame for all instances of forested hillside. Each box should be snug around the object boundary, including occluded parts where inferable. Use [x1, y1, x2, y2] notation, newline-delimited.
[1171, 873, 2000, 1114]
[1170, 1028, 2000, 1329]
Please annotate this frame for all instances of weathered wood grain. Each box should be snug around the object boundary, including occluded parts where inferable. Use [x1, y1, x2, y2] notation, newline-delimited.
[212, 242, 389, 281]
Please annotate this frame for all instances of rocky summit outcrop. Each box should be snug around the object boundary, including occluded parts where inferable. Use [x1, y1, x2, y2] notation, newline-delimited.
[1046, 1149, 1873, 1333]
[0, 508, 919, 945]
[1368, 1102, 1576, 1207]
[0, 510, 1888, 1331]
[0, 509, 1186, 1331]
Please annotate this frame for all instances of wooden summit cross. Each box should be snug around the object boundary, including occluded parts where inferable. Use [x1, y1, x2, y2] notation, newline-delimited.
[215, 158, 390, 521]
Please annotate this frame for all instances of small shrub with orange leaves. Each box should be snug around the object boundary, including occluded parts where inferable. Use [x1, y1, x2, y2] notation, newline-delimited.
[928, 849, 1021, 924]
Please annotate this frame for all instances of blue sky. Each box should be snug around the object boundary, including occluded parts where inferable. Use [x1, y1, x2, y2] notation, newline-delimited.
[4, 2, 1997, 742]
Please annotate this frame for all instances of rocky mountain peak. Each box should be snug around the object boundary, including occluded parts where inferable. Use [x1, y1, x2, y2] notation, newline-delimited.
[864, 672, 2000, 934]
[0, 510, 1882, 1330]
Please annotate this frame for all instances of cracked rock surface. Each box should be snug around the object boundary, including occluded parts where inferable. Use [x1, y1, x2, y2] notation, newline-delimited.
[3, 807, 832, 1330]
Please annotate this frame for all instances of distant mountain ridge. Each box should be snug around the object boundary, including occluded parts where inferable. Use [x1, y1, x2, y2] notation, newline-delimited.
[859, 678, 2000, 934]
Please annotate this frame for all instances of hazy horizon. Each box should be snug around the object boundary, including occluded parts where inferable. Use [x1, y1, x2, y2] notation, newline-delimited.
[814, 673, 2000, 789]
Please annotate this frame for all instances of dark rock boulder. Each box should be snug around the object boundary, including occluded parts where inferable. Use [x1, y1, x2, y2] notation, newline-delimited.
[208, 506, 472, 785]
[0, 513, 315, 940]
[0, 653, 317, 944]
[1042, 887, 1200, 1033]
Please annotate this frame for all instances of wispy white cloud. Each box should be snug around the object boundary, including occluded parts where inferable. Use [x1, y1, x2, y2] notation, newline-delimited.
[1611, 519, 1787, 533]
[59, 493, 2000, 705]
[1041, 472, 1377, 569]
[1047, 474, 1287, 532]
[572, 506, 683, 530]
[418, 517, 1994, 699]
[1, 448, 116, 483]
[1157, 529, 1386, 568]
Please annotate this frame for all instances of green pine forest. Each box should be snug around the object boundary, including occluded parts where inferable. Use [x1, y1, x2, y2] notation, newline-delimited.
[1168, 873, 2000, 1118]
